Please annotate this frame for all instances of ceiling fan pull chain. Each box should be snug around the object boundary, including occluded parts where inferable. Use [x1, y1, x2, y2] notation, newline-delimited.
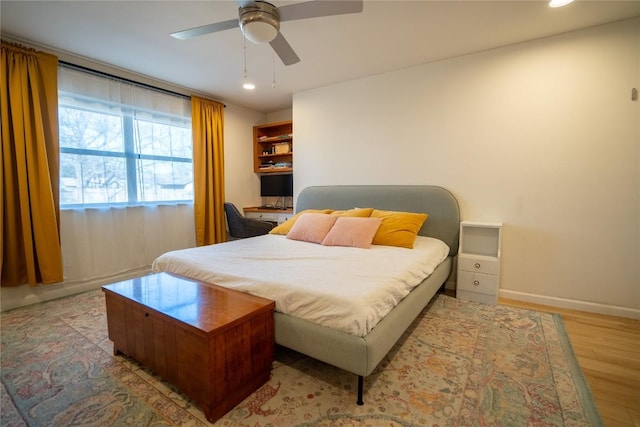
[243, 35, 248, 80]
[272, 50, 276, 88]
[242, 35, 255, 90]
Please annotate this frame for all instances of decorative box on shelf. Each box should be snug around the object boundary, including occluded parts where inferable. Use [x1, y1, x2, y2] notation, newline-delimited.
[456, 221, 502, 305]
[273, 142, 290, 154]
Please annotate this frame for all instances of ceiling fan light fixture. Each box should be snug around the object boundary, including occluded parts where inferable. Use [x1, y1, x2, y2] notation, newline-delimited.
[242, 21, 278, 43]
[240, 1, 280, 44]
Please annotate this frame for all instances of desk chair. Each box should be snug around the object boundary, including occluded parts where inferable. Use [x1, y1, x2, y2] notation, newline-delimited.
[224, 202, 276, 240]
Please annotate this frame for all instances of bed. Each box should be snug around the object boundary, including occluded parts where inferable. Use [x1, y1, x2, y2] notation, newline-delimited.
[152, 185, 460, 404]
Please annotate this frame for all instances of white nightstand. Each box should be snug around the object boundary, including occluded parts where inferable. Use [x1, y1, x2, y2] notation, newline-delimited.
[456, 221, 502, 305]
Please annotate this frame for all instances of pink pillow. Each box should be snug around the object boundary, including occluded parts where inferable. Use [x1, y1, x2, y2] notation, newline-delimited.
[286, 213, 338, 244]
[321, 217, 383, 249]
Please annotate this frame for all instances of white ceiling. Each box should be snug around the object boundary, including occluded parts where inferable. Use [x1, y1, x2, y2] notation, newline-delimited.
[2, 1, 639, 113]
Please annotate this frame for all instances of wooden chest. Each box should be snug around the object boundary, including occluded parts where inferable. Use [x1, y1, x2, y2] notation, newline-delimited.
[102, 273, 275, 423]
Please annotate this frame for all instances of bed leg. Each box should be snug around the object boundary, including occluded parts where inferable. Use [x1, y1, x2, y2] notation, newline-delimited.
[356, 375, 364, 405]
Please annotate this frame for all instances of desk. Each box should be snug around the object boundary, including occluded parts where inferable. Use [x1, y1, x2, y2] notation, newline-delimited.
[243, 207, 293, 224]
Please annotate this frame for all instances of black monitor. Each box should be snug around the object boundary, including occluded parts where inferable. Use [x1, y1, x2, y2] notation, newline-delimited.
[260, 174, 293, 197]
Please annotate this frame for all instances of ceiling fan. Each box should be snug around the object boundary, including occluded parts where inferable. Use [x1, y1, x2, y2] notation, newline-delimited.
[171, 0, 364, 66]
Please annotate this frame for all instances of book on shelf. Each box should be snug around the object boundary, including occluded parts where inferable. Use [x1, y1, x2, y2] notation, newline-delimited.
[257, 134, 293, 142]
[274, 162, 292, 168]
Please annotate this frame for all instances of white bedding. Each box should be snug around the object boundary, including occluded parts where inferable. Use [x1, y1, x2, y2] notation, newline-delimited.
[152, 235, 449, 336]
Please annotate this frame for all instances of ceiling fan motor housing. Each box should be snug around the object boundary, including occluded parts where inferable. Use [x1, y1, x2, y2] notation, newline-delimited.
[240, 1, 280, 44]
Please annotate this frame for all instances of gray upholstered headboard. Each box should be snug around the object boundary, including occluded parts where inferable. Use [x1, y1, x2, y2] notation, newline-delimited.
[296, 185, 460, 256]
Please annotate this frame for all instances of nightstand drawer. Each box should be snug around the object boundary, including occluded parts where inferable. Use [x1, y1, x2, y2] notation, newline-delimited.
[457, 270, 498, 295]
[457, 290, 498, 305]
[458, 256, 499, 275]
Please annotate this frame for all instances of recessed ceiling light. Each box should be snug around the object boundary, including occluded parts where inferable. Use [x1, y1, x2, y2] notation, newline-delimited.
[243, 82, 256, 90]
[549, 0, 574, 7]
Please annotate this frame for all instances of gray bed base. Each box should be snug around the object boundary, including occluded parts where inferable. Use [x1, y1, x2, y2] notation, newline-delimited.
[276, 185, 460, 404]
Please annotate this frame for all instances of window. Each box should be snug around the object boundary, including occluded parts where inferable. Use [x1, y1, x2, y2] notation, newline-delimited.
[58, 65, 193, 207]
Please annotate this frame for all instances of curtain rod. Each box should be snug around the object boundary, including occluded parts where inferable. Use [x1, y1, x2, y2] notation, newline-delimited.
[59, 60, 226, 107]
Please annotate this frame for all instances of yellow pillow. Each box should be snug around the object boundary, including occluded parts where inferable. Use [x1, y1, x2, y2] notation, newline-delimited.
[269, 209, 334, 235]
[331, 208, 373, 217]
[370, 209, 428, 249]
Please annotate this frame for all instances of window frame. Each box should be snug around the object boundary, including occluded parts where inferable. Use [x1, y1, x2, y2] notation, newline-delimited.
[58, 64, 194, 209]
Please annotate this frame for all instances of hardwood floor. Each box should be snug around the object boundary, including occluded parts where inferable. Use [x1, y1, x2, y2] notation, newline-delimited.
[499, 298, 640, 427]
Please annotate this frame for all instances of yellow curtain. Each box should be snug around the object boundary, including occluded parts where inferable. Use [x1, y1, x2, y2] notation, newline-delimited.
[191, 96, 226, 246]
[1, 41, 63, 286]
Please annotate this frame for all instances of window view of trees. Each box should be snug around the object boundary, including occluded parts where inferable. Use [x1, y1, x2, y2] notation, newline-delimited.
[59, 104, 193, 206]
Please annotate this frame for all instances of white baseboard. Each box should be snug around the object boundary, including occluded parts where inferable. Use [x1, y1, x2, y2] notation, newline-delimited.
[0, 267, 152, 312]
[499, 289, 640, 320]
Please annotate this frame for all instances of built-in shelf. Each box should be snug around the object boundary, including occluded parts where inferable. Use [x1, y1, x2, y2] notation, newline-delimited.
[254, 121, 293, 174]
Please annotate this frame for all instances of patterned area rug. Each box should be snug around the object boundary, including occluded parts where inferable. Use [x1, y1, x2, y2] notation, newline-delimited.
[1, 289, 602, 426]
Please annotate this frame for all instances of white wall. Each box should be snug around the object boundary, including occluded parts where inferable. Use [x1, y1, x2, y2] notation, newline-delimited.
[293, 18, 640, 317]
[224, 104, 266, 209]
[224, 107, 293, 209]
[266, 108, 293, 123]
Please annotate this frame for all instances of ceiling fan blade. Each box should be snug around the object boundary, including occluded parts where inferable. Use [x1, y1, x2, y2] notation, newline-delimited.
[278, 0, 363, 22]
[270, 32, 300, 66]
[171, 19, 239, 40]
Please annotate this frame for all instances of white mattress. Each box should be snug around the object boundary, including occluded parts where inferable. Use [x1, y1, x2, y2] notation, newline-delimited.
[152, 235, 449, 336]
